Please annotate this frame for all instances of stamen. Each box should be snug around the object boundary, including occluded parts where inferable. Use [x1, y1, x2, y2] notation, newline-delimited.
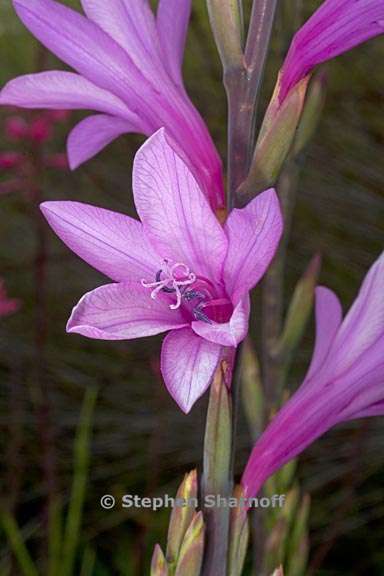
[141, 260, 196, 310]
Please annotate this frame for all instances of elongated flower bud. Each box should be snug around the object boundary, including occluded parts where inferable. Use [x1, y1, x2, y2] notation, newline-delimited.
[276, 254, 321, 362]
[166, 470, 198, 567]
[206, 0, 244, 70]
[293, 70, 327, 156]
[175, 512, 205, 576]
[241, 338, 263, 441]
[237, 76, 309, 203]
[202, 362, 232, 573]
[151, 545, 168, 576]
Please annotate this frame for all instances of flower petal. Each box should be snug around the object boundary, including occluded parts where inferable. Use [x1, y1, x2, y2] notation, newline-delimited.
[12, 0, 154, 109]
[157, 0, 191, 86]
[80, 0, 165, 78]
[0, 71, 134, 119]
[67, 282, 188, 339]
[350, 399, 384, 420]
[40, 201, 160, 282]
[161, 327, 221, 413]
[331, 252, 384, 372]
[67, 114, 139, 169]
[223, 189, 283, 302]
[304, 286, 343, 382]
[280, 0, 384, 102]
[192, 295, 250, 347]
[241, 386, 342, 499]
[133, 129, 227, 281]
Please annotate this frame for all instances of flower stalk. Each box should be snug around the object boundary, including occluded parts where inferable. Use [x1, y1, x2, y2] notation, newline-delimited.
[204, 1, 280, 572]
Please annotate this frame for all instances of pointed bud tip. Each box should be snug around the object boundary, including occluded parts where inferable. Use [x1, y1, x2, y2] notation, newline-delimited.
[151, 544, 168, 576]
[304, 252, 322, 281]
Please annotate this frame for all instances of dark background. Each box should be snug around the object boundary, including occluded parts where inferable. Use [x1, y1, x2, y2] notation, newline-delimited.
[0, 1, 383, 574]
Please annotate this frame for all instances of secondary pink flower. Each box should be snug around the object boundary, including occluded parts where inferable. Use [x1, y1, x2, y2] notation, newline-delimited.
[41, 129, 282, 413]
[28, 117, 53, 144]
[242, 252, 384, 498]
[5, 115, 28, 141]
[278, 0, 384, 104]
[0, 152, 24, 170]
[0, 279, 20, 317]
[0, 0, 224, 210]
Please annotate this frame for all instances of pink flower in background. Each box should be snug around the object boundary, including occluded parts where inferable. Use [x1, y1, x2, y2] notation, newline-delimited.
[5, 115, 28, 141]
[0, 279, 20, 317]
[242, 252, 384, 499]
[0, 0, 224, 210]
[0, 152, 24, 170]
[0, 108, 72, 196]
[278, 0, 384, 104]
[41, 129, 282, 413]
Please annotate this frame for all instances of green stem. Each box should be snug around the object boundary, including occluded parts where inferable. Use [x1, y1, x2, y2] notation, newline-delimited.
[0, 511, 39, 576]
[204, 1, 279, 573]
[61, 387, 98, 576]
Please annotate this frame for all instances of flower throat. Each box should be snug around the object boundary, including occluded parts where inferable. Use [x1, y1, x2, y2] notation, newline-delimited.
[141, 260, 232, 324]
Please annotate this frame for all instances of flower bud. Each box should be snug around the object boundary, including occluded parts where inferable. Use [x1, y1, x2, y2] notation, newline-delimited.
[166, 470, 198, 567]
[237, 76, 309, 204]
[174, 512, 205, 576]
[150, 544, 168, 576]
[206, 0, 243, 70]
[293, 70, 327, 156]
[241, 338, 263, 441]
[276, 254, 321, 362]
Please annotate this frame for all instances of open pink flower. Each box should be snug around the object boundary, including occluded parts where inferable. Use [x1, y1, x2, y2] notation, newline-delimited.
[278, 0, 384, 104]
[0, 279, 20, 317]
[242, 252, 384, 498]
[0, 0, 224, 209]
[41, 129, 282, 413]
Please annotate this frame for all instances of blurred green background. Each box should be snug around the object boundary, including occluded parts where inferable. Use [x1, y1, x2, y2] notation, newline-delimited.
[0, 1, 383, 574]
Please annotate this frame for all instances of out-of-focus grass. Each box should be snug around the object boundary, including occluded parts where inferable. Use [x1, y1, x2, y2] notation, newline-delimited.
[0, 1, 383, 574]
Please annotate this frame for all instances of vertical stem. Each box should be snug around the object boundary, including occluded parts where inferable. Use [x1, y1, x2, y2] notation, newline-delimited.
[204, 1, 279, 573]
[226, 0, 280, 202]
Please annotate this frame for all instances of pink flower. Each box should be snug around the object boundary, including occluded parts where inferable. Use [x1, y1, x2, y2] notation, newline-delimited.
[278, 0, 384, 104]
[0, 279, 20, 317]
[28, 116, 53, 143]
[41, 129, 282, 413]
[4, 115, 28, 141]
[0, 152, 24, 170]
[242, 252, 384, 498]
[0, 0, 224, 209]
